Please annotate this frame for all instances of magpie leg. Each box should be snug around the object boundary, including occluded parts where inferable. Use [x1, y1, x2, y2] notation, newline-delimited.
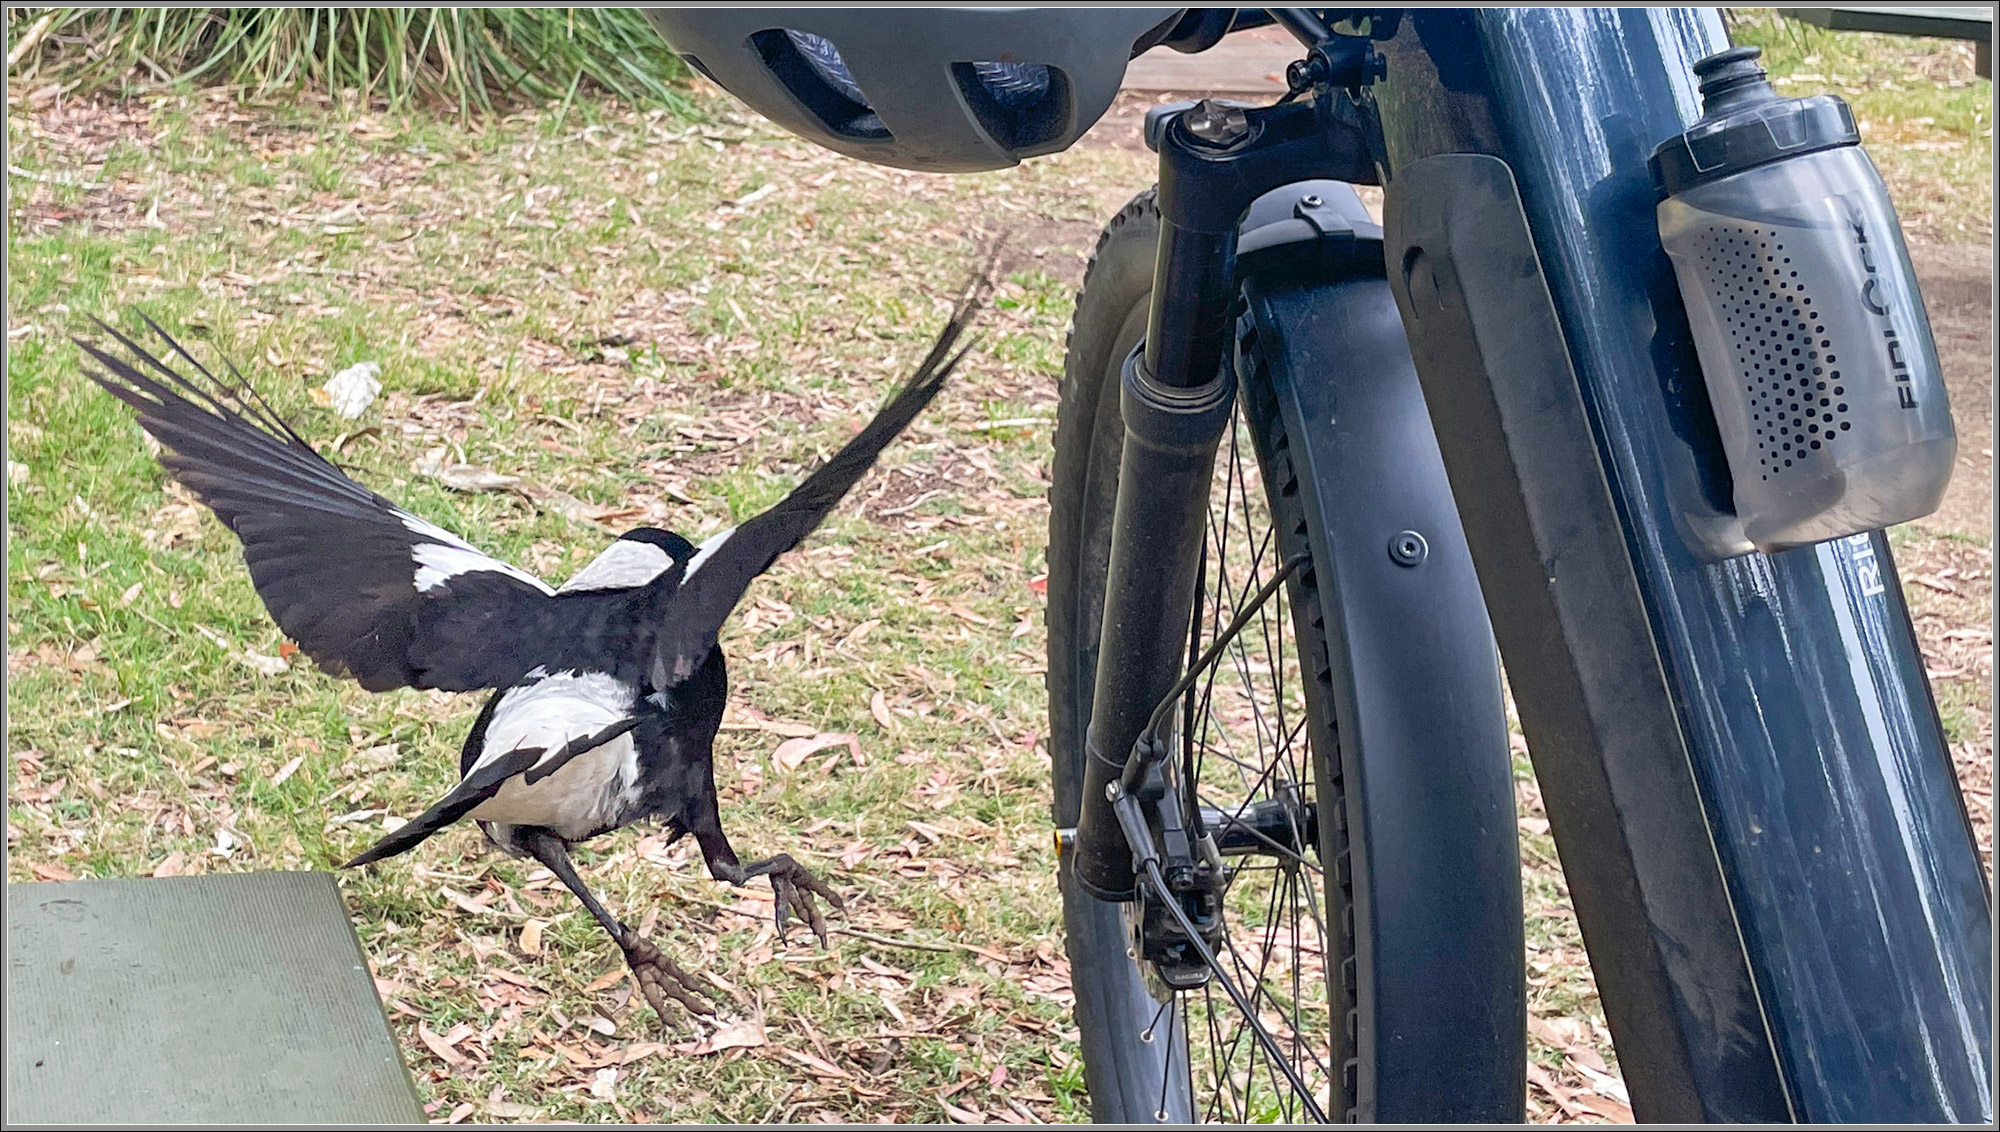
[690, 816, 845, 946]
[517, 827, 716, 1025]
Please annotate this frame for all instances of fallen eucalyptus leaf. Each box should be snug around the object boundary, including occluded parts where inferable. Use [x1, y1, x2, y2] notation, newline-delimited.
[771, 731, 861, 773]
[415, 455, 520, 493]
[677, 1018, 766, 1056]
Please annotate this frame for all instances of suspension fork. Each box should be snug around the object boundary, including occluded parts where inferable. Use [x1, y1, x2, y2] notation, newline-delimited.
[1070, 89, 1377, 901]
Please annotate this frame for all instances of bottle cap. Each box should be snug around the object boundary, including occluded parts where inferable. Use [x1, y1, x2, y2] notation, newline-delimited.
[1649, 45, 1859, 197]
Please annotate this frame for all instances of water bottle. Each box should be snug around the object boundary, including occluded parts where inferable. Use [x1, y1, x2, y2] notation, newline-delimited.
[1651, 46, 1955, 552]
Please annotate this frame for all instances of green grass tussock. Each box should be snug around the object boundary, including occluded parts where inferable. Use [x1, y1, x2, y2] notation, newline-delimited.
[7, 7, 695, 116]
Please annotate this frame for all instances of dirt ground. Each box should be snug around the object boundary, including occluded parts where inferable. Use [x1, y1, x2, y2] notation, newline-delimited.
[1911, 242, 1994, 535]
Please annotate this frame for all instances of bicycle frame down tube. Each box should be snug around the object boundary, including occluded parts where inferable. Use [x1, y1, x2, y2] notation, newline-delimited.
[1376, 7, 1992, 1123]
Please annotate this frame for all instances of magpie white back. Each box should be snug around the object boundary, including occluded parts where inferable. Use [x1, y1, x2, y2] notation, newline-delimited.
[78, 273, 986, 1026]
[557, 539, 677, 594]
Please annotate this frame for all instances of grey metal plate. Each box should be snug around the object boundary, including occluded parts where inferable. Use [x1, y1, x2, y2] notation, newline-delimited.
[5, 871, 424, 1125]
[1776, 7, 1993, 42]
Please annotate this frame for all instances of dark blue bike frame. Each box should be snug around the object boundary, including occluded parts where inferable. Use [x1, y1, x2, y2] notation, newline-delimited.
[1058, 5, 1990, 1122]
[1374, 7, 1992, 1123]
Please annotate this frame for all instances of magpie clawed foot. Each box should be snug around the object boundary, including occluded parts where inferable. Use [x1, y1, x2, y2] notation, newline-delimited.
[768, 855, 845, 946]
[615, 926, 719, 1026]
[733, 853, 845, 946]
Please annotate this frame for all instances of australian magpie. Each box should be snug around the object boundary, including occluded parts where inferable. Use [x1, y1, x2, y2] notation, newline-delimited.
[77, 282, 982, 1024]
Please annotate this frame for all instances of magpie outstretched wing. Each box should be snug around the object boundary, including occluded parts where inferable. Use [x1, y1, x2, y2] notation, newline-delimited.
[649, 278, 985, 688]
[78, 316, 557, 693]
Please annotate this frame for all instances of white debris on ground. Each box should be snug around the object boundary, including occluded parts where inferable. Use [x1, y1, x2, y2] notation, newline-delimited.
[319, 360, 382, 419]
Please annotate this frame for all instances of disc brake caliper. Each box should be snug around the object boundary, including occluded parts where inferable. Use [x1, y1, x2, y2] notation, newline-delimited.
[1109, 737, 1225, 991]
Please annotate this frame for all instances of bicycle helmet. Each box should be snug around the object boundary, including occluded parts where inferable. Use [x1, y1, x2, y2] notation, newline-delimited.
[643, 8, 1188, 172]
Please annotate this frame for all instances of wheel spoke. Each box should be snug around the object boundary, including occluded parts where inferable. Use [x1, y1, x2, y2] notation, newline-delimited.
[1151, 392, 1336, 1124]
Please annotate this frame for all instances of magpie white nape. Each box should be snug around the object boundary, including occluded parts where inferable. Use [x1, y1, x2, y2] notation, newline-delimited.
[76, 272, 987, 1027]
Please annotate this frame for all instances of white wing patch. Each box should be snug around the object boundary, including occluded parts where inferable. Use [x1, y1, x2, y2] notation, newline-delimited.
[557, 539, 673, 594]
[467, 669, 641, 840]
[397, 510, 553, 595]
[397, 509, 481, 552]
[683, 527, 736, 580]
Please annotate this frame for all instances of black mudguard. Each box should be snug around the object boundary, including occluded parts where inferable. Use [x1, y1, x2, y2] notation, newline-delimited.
[1237, 179, 1527, 1123]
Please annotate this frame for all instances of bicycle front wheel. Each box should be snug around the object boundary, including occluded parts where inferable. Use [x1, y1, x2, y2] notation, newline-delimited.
[1047, 187, 1525, 1123]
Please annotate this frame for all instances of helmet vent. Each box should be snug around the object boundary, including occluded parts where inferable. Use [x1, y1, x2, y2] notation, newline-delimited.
[952, 62, 1071, 151]
[749, 29, 891, 141]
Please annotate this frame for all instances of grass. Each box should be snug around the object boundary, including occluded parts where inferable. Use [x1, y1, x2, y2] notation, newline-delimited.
[6, 78, 1136, 1124]
[6, 11, 1989, 1125]
[6, 8, 695, 117]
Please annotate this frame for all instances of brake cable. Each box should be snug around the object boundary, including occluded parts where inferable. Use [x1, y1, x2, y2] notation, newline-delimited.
[1126, 551, 1310, 785]
[1141, 856, 1331, 1124]
[1109, 551, 1328, 1122]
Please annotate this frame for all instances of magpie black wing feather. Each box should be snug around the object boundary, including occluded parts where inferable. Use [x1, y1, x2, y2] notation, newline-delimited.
[342, 744, 544, 867]
[78, 317, 556, 693]
[650, 280, 984, 688]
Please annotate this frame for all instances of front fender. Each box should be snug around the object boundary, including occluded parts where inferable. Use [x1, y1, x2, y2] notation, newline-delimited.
[1235, 179, 1527, 1121]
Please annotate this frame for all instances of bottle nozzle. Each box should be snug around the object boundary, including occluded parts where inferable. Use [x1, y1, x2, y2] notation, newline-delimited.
[1693, 45, 1775, 114]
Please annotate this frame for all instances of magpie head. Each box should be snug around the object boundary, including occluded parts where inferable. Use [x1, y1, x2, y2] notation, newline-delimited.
[617, 526, 697, 564]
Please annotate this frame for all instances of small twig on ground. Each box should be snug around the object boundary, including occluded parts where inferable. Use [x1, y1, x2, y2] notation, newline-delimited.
[8, 164, 103, 190]
[828, 925, 959, 955]
[671, 891, 1010, 959]
[959, 417, 1051, 431]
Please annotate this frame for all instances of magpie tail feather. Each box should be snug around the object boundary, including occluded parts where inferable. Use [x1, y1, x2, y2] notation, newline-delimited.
[341, 787, 483, 868]
[343, 744, 544, 868]
[342, 822, 436, 869]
